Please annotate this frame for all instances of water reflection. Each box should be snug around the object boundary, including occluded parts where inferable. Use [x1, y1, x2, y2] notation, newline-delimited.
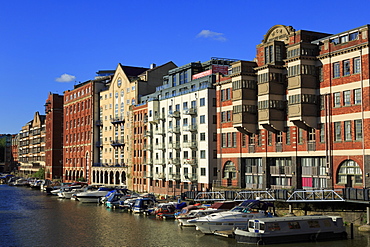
[1, 185, 370, 247]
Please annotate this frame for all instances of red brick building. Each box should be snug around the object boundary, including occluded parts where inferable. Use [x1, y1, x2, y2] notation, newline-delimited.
[44, 93, 64, 180]
[216, 24, 370, 190]
[131, 103, 148, 192]
[63, 76, 109, 183]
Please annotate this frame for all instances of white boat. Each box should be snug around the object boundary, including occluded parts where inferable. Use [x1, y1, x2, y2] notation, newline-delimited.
[75, 187, 113, 203]
[177, 201, 237, 227]
[12, 178, 29, 186]
[58, 186, 86, 199]
[187, 200, 274, 234]
[234, 215, 347, 245]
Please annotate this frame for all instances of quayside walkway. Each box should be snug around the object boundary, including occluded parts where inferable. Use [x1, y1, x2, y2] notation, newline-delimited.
[183, 188, 370, 204]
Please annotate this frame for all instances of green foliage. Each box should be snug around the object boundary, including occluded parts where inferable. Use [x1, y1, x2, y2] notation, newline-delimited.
[33, 168, 45, 179]
[77, 177, 86, 182]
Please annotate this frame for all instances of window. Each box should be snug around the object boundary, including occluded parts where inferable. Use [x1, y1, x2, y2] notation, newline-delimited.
[344, 121, 351, 141]
[298, 128, 304, 144]
[200, 150, 206, 159]
[334, 92, 341, 107]
[349, 32, 359, 41]
[337, 160, 362, 185]
[200, 115, 205, 124]
[268, 131, 272, 146]
[333, 62, 340, 78]
[183, 102, 188, 110]
[200, 133, 206, 141]
[200, 168, 206, 176]
[343, 90, 351, 106]
[286, 128, 290, 145]
[355, 119, 362, 140]
[318, 66, 323, 82]
[221, 133, 226, 147]
[354, 89, 361, 104]
[308, 128, 316, 141]
[265, 45, 274, 64]
[354, 57, 361, 74]
[320, 124, 325, 143]
[334, 122, 341, 141]
[343, 60, 350, 76]
[200, 98, 205, 106]
[276, 131, 282, 143]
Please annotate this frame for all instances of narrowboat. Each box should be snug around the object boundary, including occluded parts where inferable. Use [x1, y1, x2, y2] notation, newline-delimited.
[234, 215, 347, 245]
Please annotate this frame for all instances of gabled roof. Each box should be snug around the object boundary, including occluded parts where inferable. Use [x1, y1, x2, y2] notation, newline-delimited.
[118, 64, 148, 77]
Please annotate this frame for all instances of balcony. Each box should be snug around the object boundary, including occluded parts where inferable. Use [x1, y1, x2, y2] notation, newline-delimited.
[153, 159, 165, 166]
[168, 110, 180, 118]
[168, 158, 181, 165]
[144, 158, 153, 165]
[308, 141, 316, 152]
[111, 139, 125, 148]
[168, 142, 180, 149]
[154, 128, 166, 135]
[168, 126, 180, 134]
[110, 116, 125, 124]
[275, 143, 282, 152]
[144, 130, 152, 137]
[183, 107, 197, 115]
[154, 173, 165, 180]
[143, 143, 153, 150]
[270, 166, 292, 175]
[154, 143, 165, 150]
[169, 173, 181, 180]
[184, 174, 197, 182]
[150, 113, 165, 124]
[183, 124, 197, 132]
[184, 158, 197, 165]
[143, 171, 153, 178]
[183, 141, 197, 149]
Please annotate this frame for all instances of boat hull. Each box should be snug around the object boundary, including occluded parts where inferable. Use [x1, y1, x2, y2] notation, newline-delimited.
[234, 229, 347, 245]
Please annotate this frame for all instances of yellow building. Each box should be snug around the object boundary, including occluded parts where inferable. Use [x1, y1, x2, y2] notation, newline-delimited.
[91, 62, 176, 188]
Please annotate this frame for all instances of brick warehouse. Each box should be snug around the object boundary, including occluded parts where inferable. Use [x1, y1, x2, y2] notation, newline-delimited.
[216, 24, 370, 190]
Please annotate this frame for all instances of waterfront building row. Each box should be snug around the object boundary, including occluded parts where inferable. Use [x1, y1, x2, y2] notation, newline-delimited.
[6, 24, 370, 194]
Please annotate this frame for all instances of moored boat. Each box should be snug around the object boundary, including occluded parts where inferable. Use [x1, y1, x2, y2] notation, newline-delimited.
[75, 186, 113, 203]
[177, 201, 238, 227]
[234, 215, 347, 245]
[188, 199, 274, 234]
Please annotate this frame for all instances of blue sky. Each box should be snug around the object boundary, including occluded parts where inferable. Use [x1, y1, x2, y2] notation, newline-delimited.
[1, 0, 370, 134]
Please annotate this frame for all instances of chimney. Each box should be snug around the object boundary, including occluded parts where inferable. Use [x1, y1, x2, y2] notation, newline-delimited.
[150, 63, 156, 69]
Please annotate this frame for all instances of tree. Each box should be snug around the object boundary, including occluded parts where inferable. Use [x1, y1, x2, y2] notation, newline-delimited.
[33, 168, 45, 179]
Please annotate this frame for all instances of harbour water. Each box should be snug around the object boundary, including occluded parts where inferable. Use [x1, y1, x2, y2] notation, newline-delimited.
[1, 185, 370, 247]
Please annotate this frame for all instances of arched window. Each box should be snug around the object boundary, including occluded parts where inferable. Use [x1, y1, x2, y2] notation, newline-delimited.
[223, 161, 237, 179]
[337, 160, 362, 186]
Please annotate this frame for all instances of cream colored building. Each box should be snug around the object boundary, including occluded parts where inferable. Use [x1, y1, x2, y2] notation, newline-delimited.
[91, 62, 176, 188]
[18, 111, 46, 175]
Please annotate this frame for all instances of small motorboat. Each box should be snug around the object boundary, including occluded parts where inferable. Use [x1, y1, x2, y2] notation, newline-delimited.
[234, 215, 347, 245]
[75, 186, 113, 203]
[154, 202, 187, 219]
[177, 201, 237, 227]
[11, 178, 29, 186]
[188, 199, 274, 234]
[132, 197, 157, 214]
